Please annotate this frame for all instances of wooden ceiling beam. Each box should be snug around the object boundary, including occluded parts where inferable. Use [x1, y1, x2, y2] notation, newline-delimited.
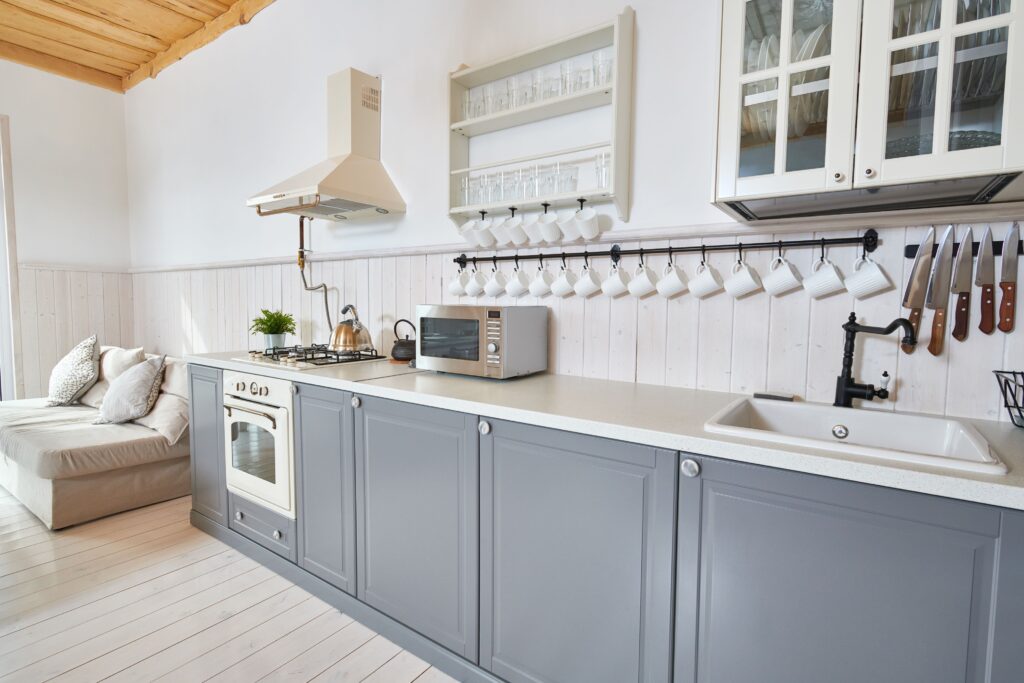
[0, 39, 122, 91]
[123, 0, 275, 90]
[49, 0, 202, 43]
[0, 0, 154, 64]
[3, 0, 169, 53]
[146, 0, 230, 23]
[0, 24, 135, 74]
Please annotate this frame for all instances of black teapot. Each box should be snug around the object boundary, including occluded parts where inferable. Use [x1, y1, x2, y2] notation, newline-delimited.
[390, 319, 416, 361]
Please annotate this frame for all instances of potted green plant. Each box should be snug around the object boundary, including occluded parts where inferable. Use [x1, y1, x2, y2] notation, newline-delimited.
[250, 309, 296, 350]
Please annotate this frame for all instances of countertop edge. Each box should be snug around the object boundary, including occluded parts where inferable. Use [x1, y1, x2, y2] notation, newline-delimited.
[187, 354, 1024, 512]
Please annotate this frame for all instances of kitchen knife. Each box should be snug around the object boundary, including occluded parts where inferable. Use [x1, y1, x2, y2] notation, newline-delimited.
[999, 222, 1019, 333]
[925, 225, 955, 356]
[902, 226, 935, 354]
[950, 226, 973, 342]
[977, 227, 996, 334]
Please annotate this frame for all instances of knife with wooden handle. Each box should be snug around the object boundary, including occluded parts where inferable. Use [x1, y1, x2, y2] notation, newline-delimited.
[902, 227, 935, 354]
[925, 226, 955, 356]
[950, 226, 973, 342]
[998, 223, 1019, 333]
[977, 227, 996, 334]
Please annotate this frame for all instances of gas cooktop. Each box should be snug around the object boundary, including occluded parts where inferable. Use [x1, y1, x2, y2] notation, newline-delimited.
[231, 344, 385, 371]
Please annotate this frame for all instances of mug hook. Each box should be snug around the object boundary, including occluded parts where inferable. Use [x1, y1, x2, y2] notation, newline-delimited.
[542, 202, 551, 215]
[584, 250, 590, 268]
[492, 254, 498, 272]
[538, 253, 544, 270]
[820, 238, 826, 262]
[667, 246, 674, 267]
[638, 248, 645, 267]
[561, 253, 568, 270]
[777, 240, 783, 258]
[700, 245, 707, 266]
[514, 253, 520, 270]
[736, 243, 743, 264]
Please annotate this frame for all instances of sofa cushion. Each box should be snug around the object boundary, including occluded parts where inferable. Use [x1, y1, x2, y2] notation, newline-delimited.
[80, 346, 146, 408]
[96, 356, 165, 425]
[161, 357, 188, 399]
[134, 393, 190, 445]
[0, 399, 189, 480]
[46, 336, 99, 406]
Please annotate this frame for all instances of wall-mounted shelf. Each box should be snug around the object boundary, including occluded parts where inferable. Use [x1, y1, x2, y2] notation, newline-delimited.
[451, 85, 613, 137]
[447, 6, 634, 232]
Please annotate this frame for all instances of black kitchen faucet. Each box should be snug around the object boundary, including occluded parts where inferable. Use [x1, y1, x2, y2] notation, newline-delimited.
[834, 312, 918, 408]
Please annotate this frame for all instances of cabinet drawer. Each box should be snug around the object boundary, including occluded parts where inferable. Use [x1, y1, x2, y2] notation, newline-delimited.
[228, 493, 297, 562]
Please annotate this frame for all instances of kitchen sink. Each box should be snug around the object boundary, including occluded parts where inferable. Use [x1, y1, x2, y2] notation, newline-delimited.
[704, 398, 1007, 475]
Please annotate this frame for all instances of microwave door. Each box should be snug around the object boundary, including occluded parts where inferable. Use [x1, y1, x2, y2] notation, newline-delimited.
[416, 308, 488, 375]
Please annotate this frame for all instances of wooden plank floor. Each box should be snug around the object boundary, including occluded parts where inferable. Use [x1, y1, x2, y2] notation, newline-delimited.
[0, 488, 458, 683]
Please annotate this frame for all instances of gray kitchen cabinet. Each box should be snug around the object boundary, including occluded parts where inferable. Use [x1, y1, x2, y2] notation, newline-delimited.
[353, 395, 479, 661]
[295, 383, 356, 593]
[187, 364, 226, 526]
[478, 419, 677, 683]
[675, 455, 1024, 683]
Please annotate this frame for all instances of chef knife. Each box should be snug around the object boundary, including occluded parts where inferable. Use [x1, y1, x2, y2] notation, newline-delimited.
[998, 222, 1019, 333]
[977, 227, 996, 334]
[902, 226, 935, 354]
[925, 225, 955, 356]
[950, 226, 973, 342]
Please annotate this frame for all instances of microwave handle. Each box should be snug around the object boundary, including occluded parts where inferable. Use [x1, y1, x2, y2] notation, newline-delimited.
[224, 404, 277, 430]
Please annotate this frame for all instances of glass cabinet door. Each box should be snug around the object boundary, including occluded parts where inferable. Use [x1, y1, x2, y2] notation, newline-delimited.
[855, 0, 1023, 186]
[717, 0, 862, 200]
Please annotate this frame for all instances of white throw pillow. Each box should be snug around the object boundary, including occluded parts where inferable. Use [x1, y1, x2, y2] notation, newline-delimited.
[161, 357, 188, 399]
[46, 335, 100, 406]
[134, 393, 190, 444]
[95, 355, 166, 424]
[80, 346, 145, 408]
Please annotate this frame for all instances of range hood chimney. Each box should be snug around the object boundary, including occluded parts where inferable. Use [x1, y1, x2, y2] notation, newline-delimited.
[248, 68, 406, 221]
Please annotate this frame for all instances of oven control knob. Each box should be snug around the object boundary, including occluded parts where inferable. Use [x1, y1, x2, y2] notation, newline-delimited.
[259, 386, 269, 397]
[235, 381, 245, 392]
[351, 396, 362, 408]
[486, 342, 499, 354]
[249, 382, 259, 395]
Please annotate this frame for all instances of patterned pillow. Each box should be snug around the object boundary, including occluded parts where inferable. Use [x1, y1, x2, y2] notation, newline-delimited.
[94, 355, 166, 424]
[46, 335, 100, 406]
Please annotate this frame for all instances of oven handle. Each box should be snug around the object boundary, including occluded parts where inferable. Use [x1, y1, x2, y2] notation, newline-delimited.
[224, 404, 277, 430]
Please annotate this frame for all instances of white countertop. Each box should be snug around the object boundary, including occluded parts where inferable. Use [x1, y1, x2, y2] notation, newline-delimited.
[189, 352, 1024, 511]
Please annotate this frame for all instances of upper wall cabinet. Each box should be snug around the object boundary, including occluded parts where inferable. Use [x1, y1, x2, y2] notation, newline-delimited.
[716, 0, 863, 200]
[855, 0, 1023, 186]
[715, 0, 1024, 214]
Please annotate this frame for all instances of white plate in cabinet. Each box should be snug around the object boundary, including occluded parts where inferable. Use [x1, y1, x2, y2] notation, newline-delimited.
[854, 0, 1024, 187]
[715, 0, 862, 201]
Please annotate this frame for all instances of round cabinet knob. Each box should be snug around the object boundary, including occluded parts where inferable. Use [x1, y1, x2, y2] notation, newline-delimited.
[486, 342, 499, 354]
[680, 459, 701, 478]
[478, 421, 491, 435]
[832, 171, 846, 183]
[351, 396, 362, 408]
[235, 511, 244, 521]
[290, 385, 298, 395]
[864, 167, 876, 178]
[272, 530, 282, 540]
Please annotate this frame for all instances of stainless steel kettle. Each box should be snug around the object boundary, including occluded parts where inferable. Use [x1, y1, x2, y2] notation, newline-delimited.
[330, 304, 374, 353]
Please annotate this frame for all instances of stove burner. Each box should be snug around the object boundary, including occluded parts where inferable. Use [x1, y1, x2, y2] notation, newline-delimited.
[250, 344, 384, 366]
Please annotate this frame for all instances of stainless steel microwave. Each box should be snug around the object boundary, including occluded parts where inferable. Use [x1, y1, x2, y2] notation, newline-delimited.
[415, 305, 548, 379]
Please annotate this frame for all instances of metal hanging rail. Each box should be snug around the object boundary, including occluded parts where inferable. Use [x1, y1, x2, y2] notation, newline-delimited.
[454, 229, 879, 269]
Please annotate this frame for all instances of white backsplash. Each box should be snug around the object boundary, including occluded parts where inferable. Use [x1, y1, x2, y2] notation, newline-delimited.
[21, 225, 1017, 423]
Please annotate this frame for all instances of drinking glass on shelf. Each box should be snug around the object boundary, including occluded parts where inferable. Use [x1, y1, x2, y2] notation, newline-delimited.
[516, 71, 539, 108]
[557, 164, 579, 194]
[572, 64, 593, 93]
[537, 163, 559, 196]
[519, 167, 536, 200]
[542, 65, 562, 100]
[488, 172, 505, 203]
[460, 176, 471, 206]
[594, 152, 610, 190]
[593, 49, 615, 87]
[561, 62, 575, 95]
[502, 171, 520, 203]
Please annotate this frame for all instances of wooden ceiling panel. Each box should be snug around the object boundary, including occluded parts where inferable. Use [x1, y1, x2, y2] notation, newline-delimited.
[0, 0, 276, 92]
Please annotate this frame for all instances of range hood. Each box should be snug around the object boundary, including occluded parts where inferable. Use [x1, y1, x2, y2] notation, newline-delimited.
[248, 69, 405, 221]
[718, 172, 1024, 223]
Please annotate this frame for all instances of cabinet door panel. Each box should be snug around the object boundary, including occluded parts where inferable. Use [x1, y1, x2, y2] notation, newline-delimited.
[480, 420, 675, 683]
[676, 455, 1001, 683]
[717, 0, 861, 200]
[188, 365, 226, 526]
[855, 0, 1023, 184]
[354, 396, 478, 661]
[295, 384, 355, 593]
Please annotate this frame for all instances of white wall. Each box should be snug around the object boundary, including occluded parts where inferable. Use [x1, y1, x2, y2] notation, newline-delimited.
[0, 60, 131, 270]
[124, 0, 726, 269]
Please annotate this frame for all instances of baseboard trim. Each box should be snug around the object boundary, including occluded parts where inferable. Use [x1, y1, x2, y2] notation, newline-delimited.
[190, 510, 502, 683]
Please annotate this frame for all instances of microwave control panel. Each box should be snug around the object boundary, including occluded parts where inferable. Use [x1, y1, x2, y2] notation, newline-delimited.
[485, 310, 502, 371]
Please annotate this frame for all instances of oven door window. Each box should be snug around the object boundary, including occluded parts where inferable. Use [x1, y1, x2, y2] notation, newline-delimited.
[230, 422, 276, 484]
[420, 317, 480, 361]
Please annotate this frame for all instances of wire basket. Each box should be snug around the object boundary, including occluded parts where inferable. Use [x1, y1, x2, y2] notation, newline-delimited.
[994, 371, 1024, 428]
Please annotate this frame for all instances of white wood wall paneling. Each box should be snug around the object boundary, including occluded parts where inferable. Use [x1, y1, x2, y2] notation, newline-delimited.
[15, 225, 1018, 420]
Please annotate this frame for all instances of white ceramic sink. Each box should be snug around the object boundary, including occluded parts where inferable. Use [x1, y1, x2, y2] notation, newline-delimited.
[704, 398, 1007, 475]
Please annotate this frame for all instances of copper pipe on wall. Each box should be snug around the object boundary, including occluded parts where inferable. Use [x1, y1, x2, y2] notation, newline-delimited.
[297, 216, 332, 333]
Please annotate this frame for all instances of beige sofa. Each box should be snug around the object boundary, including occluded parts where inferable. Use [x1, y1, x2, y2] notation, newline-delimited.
[0, 354, 191, 529]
